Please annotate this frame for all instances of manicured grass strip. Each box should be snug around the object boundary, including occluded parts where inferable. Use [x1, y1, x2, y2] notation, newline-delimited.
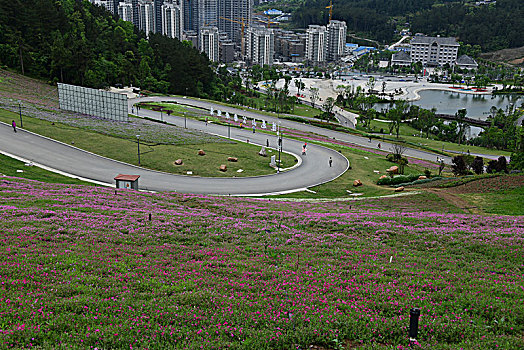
[0, 153, 94, 185]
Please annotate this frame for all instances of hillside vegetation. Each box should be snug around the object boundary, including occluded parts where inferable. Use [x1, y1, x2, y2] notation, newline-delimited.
[293, 0, 524, 52]
[0, 0, 214, 96]
[0, 177, 523, 349]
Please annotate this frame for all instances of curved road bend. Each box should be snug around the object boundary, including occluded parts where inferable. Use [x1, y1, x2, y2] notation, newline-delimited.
[131, 96, 460, 163]
[0, 119, 348, 195]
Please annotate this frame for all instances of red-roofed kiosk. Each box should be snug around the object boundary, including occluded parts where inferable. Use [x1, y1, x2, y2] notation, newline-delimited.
[114, 174, 140, 190]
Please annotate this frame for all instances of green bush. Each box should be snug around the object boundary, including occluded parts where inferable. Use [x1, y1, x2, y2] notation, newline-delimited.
[377, 173, 422, 185]
[392, 177, 444, 187]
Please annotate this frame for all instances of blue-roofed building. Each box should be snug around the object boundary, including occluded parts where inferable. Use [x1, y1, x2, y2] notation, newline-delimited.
[352, 46, 376, 57]
[264, 9, 283, 16]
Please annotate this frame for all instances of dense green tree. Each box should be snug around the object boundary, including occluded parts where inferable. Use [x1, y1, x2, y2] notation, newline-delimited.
[0, 0, 215, 97]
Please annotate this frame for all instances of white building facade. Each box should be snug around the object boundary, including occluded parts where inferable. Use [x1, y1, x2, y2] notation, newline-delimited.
[326, 20, 347, 61]
[118, 0, 134, 22]
[410, 36, 459, 66]
[245, 27, 274, 66]
[199, 26, 220, 62]
[162, 1, 184, 41]
[138, 0, 155, 37]
[305, 25, 327, 64]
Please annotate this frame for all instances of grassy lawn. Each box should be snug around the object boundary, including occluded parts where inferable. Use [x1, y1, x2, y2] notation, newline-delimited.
[363, 119, 511, 157]
[0, 109, 295, 177]
[460, 187, 524, 216]
[0, 153, 94, 185]
[266, 141, 429, 199]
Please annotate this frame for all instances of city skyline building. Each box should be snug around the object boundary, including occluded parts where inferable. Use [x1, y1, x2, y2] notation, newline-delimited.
[218, 0, 252, 44]
[199, 26, 220, 62]
[138, 0, 155, 37]
[194, 0, 219, 34]
[327, 20, 347, 61]
[245, 26, 274, 66]
[305, 25, 327, 64]
[162, 1, 184, 41]
[117, 0, 134, 23]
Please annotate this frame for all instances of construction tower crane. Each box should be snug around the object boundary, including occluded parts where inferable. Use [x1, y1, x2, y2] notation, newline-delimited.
[219, 16, 248, 55]
[326, 0, 333, 21]
[254, 12, 279, 28]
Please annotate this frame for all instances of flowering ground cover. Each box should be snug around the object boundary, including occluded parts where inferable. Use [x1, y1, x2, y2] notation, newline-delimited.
[0, 177, 523, 349]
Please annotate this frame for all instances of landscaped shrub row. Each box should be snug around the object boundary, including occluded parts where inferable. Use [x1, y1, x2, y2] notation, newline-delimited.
[377, 173, 423, 185]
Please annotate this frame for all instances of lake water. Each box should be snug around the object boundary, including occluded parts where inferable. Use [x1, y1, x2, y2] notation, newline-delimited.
[376, 90, 523, 120]
[374, 90, 523, 138]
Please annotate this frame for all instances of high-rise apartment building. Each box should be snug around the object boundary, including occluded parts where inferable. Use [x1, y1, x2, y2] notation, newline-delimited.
[182, 0, 194, 30]
[194, 0, 218, 33]
[118, 0, 134, 22]
[410, 36, 459, 66]
[218, 0, 252, 44]
[326, 20, 347, 61]
[138, 0, 155, 37]
[162, 1, 184, 40]
[245, 27, 274, 66]
[91, 0, 116, 13]
[154, 0, 164, 33]
[199, 26, 219, 62]
[305, 25, 327, 64]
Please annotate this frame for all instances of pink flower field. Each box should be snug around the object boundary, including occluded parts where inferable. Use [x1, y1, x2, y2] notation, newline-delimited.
[0, 177, 523, 349]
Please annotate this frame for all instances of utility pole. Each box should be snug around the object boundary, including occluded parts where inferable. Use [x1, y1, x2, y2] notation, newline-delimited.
[18, 100, 23, 128]
[136, 134, 141, 165]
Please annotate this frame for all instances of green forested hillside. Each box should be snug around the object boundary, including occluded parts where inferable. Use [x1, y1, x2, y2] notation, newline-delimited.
[0, 0, 214, 96]
[292, 0, 524, 51]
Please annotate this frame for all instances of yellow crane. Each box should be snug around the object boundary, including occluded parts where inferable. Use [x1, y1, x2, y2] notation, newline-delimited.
[326, 0, 333, 21]
[219, 16, 248, 55]
[254, 12, 279, 28]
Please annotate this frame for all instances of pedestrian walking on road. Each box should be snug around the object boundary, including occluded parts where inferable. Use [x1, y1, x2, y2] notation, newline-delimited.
[252, 125, 256, 133]
[205, 117, 208, 125]
[302, 146, 306, 155]
[12, 120, 16, 133]
[329, 157, 332, 167]
[378, 143, 381, 149]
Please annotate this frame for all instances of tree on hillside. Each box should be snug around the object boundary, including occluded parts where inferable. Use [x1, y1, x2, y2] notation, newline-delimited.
[455, 108, 469, 145]
[322, 97, 336, 121]
[451, 156, 468, 176]
[310, 87, 319, 108]
[471, 156, 484, 175]
[387, 100, 409, 138]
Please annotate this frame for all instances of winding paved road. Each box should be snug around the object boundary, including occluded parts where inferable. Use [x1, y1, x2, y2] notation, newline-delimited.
[1, 94, 506, 195]
[0, 111, 348, 195]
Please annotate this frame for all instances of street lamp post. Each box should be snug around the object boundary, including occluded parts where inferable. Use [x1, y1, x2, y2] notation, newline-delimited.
[277, 122, 282, 173]
[228, 120, 231, 139]
[160, 109, 164, 123]
[136, 134, 141, 165]
[18, 101, 23, 128]
[184, 112, 187, 128]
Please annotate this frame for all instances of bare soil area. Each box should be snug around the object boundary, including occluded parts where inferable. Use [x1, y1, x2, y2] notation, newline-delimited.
[479, 46, 524, 66]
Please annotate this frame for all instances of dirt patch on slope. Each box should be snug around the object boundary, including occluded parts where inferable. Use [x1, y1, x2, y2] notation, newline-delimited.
[479, 46, 524, 66]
